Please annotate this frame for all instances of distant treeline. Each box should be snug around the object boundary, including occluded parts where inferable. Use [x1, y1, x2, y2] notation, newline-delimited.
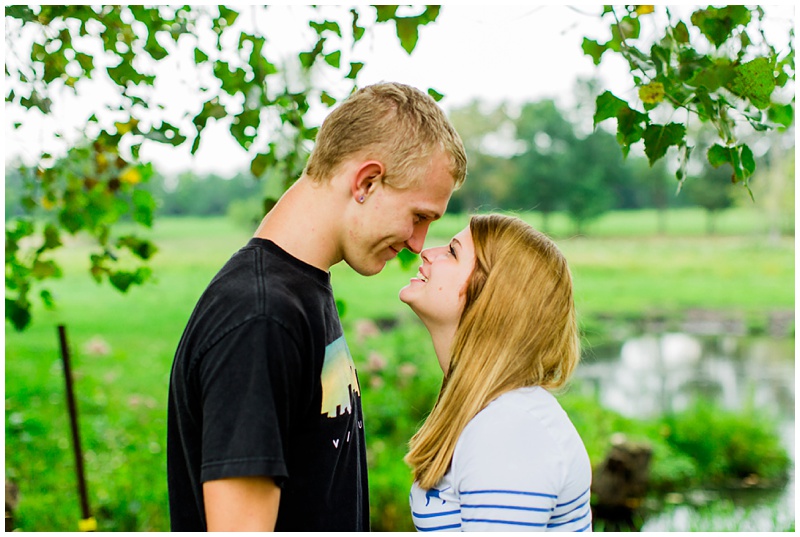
[5, 97, 793, 235]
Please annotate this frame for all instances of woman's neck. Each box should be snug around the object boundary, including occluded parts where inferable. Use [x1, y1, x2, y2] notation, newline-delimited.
[422, 320, 457, 376]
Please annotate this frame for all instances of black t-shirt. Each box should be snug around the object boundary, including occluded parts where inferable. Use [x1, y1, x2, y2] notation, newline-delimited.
[167, 238, 369, 531]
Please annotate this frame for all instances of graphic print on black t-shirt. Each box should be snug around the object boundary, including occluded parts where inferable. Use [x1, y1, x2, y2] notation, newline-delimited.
[321, 336, 361, 418]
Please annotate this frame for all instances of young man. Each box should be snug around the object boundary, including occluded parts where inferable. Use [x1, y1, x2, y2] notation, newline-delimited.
[167, 82, 467, 531]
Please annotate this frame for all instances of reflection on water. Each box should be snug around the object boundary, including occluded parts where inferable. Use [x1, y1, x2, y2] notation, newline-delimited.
[579, 334, 794, 424]
[575, 332, 795, 531]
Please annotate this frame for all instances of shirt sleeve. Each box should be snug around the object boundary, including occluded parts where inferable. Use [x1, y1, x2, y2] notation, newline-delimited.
[452, 407, 575, 532]
[196, 316, 306, 485]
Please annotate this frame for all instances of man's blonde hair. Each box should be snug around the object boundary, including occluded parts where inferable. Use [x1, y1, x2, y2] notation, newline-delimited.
[304, 82, 467, 189]
[405, 214, 581, 490]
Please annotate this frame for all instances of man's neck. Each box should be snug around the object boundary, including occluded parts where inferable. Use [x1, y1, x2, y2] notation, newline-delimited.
[253, 176, 343, 272]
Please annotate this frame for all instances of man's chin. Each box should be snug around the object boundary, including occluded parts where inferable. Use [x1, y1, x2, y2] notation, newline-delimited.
[345, 259, 385, 277]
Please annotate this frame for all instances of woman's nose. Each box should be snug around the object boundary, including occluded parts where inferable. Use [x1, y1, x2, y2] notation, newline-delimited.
[420, 248, 433, 264]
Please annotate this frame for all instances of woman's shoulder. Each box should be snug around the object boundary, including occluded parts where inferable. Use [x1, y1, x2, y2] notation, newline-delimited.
[458, 386, 582, 457]
[469, 387, 562, 427]
[450, 386, 591, 508]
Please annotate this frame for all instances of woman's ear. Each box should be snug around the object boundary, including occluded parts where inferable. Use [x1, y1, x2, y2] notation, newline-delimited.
[351, 160, 385, 202]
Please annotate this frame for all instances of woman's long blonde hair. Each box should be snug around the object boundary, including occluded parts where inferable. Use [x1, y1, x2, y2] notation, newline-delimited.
[405, 214, 580, 490]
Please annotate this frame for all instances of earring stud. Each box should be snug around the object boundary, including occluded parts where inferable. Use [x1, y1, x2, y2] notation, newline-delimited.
[359, 195, 365, 203]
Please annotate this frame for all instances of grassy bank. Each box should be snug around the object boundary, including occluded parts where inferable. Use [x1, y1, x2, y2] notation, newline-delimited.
[4, 209, 794, 531]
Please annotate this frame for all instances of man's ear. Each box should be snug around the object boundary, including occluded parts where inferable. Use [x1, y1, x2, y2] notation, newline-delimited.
[351, 160, 385, 202]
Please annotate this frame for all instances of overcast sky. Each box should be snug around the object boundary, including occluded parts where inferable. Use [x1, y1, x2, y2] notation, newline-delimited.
[4, 4, 795, 176]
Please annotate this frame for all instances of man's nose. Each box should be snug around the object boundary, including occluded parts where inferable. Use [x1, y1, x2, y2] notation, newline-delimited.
[405, 223, 430, 254]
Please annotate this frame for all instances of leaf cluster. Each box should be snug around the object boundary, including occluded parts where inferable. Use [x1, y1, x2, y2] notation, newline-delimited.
[583, 5, 794, 193]
[5, 137, 158, 331]
[4, 5, 441, 330]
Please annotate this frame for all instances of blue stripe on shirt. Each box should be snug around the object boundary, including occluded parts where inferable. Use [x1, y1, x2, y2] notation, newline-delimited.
[462, 517, 548, 527]
[461, 489, 558, 499]
[550, 499, 589, 520]
[556, 487, 590, 508]
[547, 508, 592, 529]
[415, 522, 461, 532]
[462, 503, 552, 513]
[411, 509, 460, 519]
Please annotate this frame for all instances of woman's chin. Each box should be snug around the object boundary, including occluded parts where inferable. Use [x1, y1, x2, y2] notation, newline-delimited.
[398, 285, 413, 305]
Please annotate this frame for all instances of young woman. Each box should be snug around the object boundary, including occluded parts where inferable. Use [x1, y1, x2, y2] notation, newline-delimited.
[399, 214, 592, 532]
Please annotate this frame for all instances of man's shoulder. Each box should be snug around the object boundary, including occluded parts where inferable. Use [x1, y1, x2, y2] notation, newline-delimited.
[209, 239, 326, 307]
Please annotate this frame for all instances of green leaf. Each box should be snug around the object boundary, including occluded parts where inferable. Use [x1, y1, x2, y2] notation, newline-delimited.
[395, 17, 420, 54]
[686, 61, 737, 92]
[397, 248, 418, 270]
[650, 44, 670, 77]
[616, 106, 647, 156]
[132, 190, 157, 227]
[320, 91, 337, 107]
[310, 20, 341, 37]
[582, 38, 608, 66]
[346, 62, 364, 80]
[216, 6, 239, 28]
[737, 144, 756, 182]
[117, 235, 158, 260]
[351, 9, 365, 42]
[192, 98, 227, 133]
[643, 123, 686, 166]
[107, 61, 155, 87]
[213, 60, 248, 95]
[427, 88, 444, 102]
[375, 5, 399, 22]
[726, 57, 776, 110]
[41, 224, 62, 251]
[690, 6, 751, 48]
[324, 50, 341, 68]
[299, 38, 325, 68]
[675, 143, 693, 183]
[143, 122, 187, 146]
[40, 289, 56, 309]
[20, 91, 52, 113]
[250, 152, 275, 177]
[673, 21, 690, 44]
[145, 31, 168, 61]
[194, 47, 209, 63]
[230, 109, 260, 150]
[6, 298, 31, 332]
[31, 259, 61, 280]
[707, 143, 756, 183]
[335, 298, 347, 318]
[75, 52, 94, 75]
[593, 91, 627, 128]
[767, 103, 794, 128]
[109, 271, 134, 292]
[5, 5, 37, 22]
[418, 5, 441, 24]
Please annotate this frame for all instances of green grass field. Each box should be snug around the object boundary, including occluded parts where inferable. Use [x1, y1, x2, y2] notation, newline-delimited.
[4, 208, 794, 531]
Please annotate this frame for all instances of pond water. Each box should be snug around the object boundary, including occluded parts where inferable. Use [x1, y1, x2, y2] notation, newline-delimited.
[575, 332, 795, 531]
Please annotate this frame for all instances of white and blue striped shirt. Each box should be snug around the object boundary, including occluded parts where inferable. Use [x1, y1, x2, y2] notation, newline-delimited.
[410, 387, 592, 532]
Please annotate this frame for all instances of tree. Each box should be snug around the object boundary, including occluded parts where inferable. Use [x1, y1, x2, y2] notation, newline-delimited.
[584, 6, 794, 193]
[447, 100, 517, 212]
[682, 162, 737, 235]
[4, 5, 441, 330]
[564, 129, 628, 234]
[511, 100, 577, 232]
